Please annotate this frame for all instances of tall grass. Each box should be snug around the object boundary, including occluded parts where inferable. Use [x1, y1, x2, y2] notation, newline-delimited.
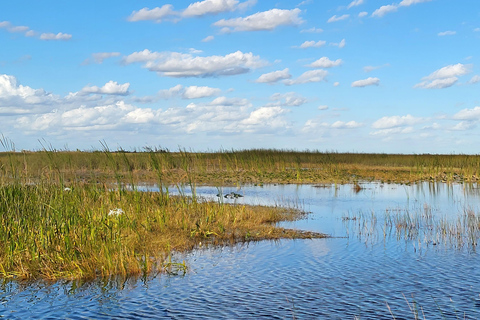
[2, 149, 480, 186]
[0, 141, 325, 280]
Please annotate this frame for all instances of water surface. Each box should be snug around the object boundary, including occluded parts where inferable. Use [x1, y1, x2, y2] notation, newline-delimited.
[2, 182, 480, 319]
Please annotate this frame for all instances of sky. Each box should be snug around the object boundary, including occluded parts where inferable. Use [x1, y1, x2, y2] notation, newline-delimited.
[1, 0, 479, 153]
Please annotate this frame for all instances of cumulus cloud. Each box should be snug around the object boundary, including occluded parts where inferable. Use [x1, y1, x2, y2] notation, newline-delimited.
[295, 40, 326, 49]
[372, 114, 421, 129]
[371, 5, 398, 17]
[414, 63, 471, 89]
[39, 32, 72, 41]
[347, 0, 364, 9]
[372, 0, 431, 18]
[398, 0, 431, 6]
[370, 127, 414, 136]
[284, 70, 328, 85]
[202, 35, 215, 42]
[438, 31, 456, 36]
[0, 21, 71, 41]
[255, 68, 292, 84]
[307, 57, 342, 68]
[469, 75, 480, 84]
[327, 14, 349, 23]
[182, 86, 221, 99]
[450, 121, 476, 131]
[358, 11, 368, 17]
[183, 0, 239, 17]
[80, 81, 130, 96]
[351, 77, 380, 87]
[122, 49, 267, 77]
[0, 74, 60, 115]
[128, 5, 177, 22]
[331, 121, 363, 129]
[214, 8, 304, 32]
[269, 92, 308, 107]
[318, 105, 328, 110]
[453, 106, 480, 121]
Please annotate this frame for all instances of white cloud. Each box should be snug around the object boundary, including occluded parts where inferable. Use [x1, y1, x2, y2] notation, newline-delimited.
[330, 39, 346, 48]
[327, 14, 350, 23]
[372, 0, 431, 18]
[158, 84, 184, 99]
[0, 74, 59, 115]
[399, 0, 431, 6]
[183, 0, 238, 17]
[214, 8, 304, 32]
[347, 0, 364, 9]
[363, 64, 390, 72]
[123, 50, 267, 77]
[414, 78, 458, 89]
[331, 121, 363, 129]
[370, 127, 414, 136]
[438, 31, 456, 36]
[333, 82, 340, 87]
[296, 40, 326, 49]
[351, 77, 380, 87]
[269, 92, 308, 107]
[372, 114, 421, 129]
[255, 68, 292, 83]
[453, 106, 480, 121]
[371, 5, 398, 17]
[284, 70, 328, 85]
[474, 28, 480, 32]
[451, 121, 476, 131]
[128, 5, 176, 22]
[469, 75, 480, 84]
[182, 86, 221, 99]
[358, 11, 368, 17]
[318, 105, 328, 110]
[414, 63, 471, 89]
[0, 21, 71, 41]
[202, 35, 215, 42]
[39, 32, 72, 41]
[300, 27, 323, 33]
[241, 106, 287, 125]
[80, 81, 130, 96]
[307, 57, 343, 68]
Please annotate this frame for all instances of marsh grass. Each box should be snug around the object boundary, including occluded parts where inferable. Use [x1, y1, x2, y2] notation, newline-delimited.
[343, 204, 480, 250]
[3, 149, 480, 186]
[0, 141, 325, 280]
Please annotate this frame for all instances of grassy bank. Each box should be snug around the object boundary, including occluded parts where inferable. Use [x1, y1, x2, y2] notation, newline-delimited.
[0, 145, 328, 280]
[2, 148, 480, 186]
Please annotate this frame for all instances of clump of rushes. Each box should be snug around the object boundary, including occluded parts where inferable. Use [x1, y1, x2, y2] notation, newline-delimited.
[0, 139, 325, 280]
[0, 182, 322, 280]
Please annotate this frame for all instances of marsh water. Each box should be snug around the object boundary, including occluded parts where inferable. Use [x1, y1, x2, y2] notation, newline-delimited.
[2, 182, 480, 319]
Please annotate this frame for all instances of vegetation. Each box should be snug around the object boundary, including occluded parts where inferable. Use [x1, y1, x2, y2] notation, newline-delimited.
[2, 148, 480, 186]
[2, 142, 480, 280]
[0, 142, 326, 280]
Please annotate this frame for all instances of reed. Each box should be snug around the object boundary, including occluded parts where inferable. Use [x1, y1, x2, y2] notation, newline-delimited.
[3, 149, 480, 186]
[0, 141, 325, 280]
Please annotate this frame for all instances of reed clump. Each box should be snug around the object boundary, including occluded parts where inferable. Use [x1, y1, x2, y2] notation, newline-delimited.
[0, 143, 325, 280]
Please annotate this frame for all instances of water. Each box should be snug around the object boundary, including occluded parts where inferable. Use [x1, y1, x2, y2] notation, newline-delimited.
[2, 182, 480, 319]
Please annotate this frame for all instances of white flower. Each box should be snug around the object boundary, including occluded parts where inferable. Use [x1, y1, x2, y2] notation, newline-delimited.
[108, 208, 124, 216]
[64, 187, 72, 191]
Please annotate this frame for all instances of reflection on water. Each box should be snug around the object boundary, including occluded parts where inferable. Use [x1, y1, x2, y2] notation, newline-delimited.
[2, 182, 480, 319]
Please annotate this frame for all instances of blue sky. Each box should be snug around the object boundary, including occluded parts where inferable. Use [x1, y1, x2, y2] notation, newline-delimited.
[1, 0, 479, 153]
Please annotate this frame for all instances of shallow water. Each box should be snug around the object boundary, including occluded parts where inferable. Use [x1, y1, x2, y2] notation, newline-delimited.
[2, 182, 480, 319]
